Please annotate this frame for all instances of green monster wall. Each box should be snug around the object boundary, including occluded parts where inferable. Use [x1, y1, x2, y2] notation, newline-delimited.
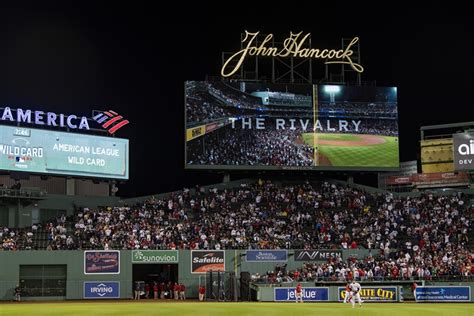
[0, 250, 472, 302]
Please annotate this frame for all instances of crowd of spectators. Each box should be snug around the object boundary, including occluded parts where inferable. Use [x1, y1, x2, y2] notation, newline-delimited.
[187, 126, 313, 167]
[187, 117, 397, 166]
[186, 82, 236, 124]
[1, 226, 35, 251]
[22, 180, 471, 252]
[1, 180, 472, 281]
[185, 81, 264, 126]
[186, 81, 398, 127]
[319, 102, 398, 119]
[253, 241, 473, 283]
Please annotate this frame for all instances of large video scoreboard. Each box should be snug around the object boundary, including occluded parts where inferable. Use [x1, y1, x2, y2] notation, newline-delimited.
[0, 125, 129, 179]
[185, 81, 399, 171]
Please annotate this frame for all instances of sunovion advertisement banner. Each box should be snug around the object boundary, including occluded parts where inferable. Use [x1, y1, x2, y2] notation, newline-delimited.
[191, 250, 225, 274]
[132, 250, 179, 263]
[0, 125, 129, 179]
[84, 282, 120, 299]
[453, 132, 474, 171]
[338, 286, 397, 302]
[274, 287, 329, 302]
[415, 286, 471, 302]
[84, 251, 120, 275]
[246, 250, 287, 262]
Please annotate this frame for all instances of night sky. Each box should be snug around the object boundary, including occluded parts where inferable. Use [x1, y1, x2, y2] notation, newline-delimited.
[0, 3, 473, 197]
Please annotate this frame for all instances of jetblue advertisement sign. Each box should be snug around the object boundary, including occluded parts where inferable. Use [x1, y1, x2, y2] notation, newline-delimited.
[84, 282, 120, 299]
[415, 286, 471, 302]
[274, 287, 329, 302]
[246, 250, 288, 262]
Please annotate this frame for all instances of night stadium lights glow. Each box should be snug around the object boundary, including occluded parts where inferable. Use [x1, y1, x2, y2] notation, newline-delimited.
[324, 85, 341, 93]
[221, 31, 364, 77]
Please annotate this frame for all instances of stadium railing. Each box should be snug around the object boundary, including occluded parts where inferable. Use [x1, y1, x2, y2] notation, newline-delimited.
[0, 187, 46, 199]
[251, 275, 474, 284]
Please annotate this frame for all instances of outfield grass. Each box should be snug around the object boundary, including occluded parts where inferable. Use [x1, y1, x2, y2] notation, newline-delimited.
[302, 133, 399, 167]
[311, 134, 362, 142]
[0, 302, 472, 316]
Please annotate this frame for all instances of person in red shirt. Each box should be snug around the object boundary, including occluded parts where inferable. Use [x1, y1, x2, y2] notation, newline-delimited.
[343, 283, 352, 303]
[180, 283, 186, 300]
[173, 283, 180, 300]
[144, 283, 150, 299]
[293, 270, 300, 281]
[198, 285, 206, 301]
[153, 282, 159, 300]
[159, 282, 165, 299]
[347, 271, 353, 281]
[295, 283, 303, 303]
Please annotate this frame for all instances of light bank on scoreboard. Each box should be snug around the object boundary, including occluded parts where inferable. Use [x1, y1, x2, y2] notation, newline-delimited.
[0, 125, 129, 179]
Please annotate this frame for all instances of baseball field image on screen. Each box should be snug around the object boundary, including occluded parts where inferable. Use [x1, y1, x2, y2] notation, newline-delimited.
[185, 81, 399, 170]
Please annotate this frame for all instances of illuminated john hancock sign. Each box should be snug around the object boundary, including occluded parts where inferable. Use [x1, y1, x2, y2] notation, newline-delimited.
[221, 31, 364, 77]
[0, 126, 129, 179]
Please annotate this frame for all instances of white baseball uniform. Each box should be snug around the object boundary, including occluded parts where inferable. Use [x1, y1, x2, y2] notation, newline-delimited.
[349, 282, 363, 307]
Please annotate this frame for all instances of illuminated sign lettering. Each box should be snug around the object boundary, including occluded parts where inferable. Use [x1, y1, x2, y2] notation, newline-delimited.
[0, 107, 129, 134]
[1, 107, 89, 130]
[222, 31, 364, 77]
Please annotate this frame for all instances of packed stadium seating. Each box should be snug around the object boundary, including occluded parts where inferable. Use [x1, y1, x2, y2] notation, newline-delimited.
[187, 126, 314, 166]
[2, 180, 472, 281]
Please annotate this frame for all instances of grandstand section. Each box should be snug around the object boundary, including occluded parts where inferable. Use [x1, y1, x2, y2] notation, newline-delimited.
[0, 179, 473, 303]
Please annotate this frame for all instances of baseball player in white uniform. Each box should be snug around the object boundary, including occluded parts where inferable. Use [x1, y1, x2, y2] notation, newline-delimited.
[349, 280, 363, 308]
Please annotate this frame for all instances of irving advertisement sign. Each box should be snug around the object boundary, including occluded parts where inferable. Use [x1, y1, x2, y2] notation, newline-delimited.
[191, 250, 225, 274]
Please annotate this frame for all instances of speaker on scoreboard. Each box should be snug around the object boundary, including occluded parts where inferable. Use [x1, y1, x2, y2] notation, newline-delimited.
[240, 271, 251, 301]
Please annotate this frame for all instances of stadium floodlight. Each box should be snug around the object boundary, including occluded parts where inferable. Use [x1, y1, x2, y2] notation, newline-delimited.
[324, 85, 341, 93]
[324, 85, 341, 104]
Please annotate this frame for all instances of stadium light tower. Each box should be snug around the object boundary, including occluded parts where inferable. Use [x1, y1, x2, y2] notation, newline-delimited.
[324, 85, 341, 104]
